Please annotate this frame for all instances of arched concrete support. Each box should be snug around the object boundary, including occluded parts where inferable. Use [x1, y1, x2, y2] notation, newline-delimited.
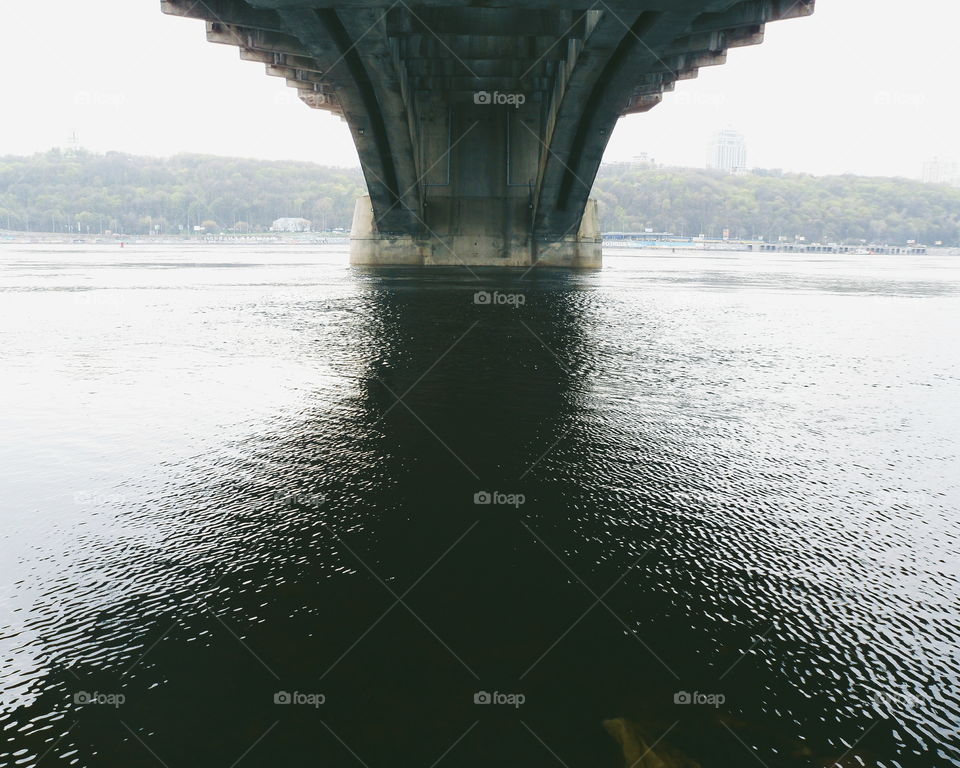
[533, 10, 661, 236]
[534, 0, 759, 235]
[278, 8, 423, 234]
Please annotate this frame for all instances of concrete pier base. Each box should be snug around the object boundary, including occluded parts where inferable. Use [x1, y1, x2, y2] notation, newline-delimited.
[349, 196, 601, 268]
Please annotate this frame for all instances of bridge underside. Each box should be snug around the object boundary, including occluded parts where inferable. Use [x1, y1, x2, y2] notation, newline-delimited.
[163, 0, 813, 267]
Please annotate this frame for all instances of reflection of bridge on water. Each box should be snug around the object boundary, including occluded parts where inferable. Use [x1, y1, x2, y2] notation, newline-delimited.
[162, 0, 814, 267]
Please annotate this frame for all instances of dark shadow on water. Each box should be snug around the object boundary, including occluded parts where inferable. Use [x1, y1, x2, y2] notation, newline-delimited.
[2, 267, 912, 767]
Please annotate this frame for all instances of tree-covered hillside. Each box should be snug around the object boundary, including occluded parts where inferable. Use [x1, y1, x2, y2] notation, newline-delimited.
[0, 150, 364, 236]
[595, 163, 960, 245]
[2, 149, 959, 245]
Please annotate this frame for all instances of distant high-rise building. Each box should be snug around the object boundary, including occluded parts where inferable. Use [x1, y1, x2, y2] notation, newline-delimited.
[921, 157, 959, 186]
[708, 128, 747, 173]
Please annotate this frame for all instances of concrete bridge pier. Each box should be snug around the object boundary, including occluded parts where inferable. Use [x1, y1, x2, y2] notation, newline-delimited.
[348, 94, 602, 267]
[161, 0, 814, 270]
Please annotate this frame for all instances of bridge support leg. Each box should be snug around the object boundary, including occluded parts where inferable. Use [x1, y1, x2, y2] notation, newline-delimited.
[349, 196, 601, 268]
[350, 96, 601, 268]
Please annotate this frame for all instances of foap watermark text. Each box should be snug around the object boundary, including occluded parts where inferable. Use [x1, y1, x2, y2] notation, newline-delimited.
[474, 290, 525, 307]
[674, 690, 725, 708]
[74, 691, 125, 708]
[474, 491, 525, 508]
[274, 691, 326, 708]
[474, 91, 526, 107]
[474, 690, 525, 708]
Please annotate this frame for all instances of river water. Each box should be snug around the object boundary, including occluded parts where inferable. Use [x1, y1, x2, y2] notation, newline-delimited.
[1, 244, 958, 767]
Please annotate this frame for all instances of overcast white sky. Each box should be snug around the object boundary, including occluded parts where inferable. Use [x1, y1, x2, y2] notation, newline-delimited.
[0, 0, 956, 178]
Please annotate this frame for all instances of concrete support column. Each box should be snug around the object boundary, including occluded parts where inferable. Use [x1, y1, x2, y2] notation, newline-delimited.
[350, 93, 601, 268]
[350, 195, 601, 267]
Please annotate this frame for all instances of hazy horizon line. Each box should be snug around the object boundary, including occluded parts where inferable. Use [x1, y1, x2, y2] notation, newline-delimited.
[0, 145, 939, 185]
